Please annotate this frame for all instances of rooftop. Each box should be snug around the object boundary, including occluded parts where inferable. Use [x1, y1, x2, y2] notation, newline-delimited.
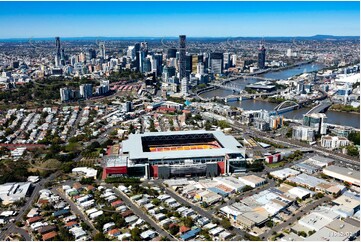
[323, 165, 360, 181]
[122, 130, 244, 161]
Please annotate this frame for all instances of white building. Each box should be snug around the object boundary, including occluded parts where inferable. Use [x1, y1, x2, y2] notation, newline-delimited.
[321, 135, 350, 149]
[292, 126, 315, 141]
[181, 77, 188, 96]
[0, 182, 31, 205]
[238, 175, 266, 188]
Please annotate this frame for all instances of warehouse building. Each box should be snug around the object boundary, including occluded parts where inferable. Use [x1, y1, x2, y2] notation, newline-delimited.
[323, 165, 360, 187]
[0, 182, 32, 205]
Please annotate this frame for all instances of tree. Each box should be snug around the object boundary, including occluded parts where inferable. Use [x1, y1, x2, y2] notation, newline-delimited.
[346, 145, 359, 157]
[242, 185, 253, 193]
[205, 120, 212, 131]
[308, 230, 316, 236]
[297, 231, 307, 237]
[315, 193, 324, 199]
[130, 227, 141, 241]
[220, 218, 232, 229]
[61, 162, 74, 173]
[93, 233, 107, 241]
[183, 217, 194, 228]
[265, 220, 274, 228]
[81, 222, 90, 231]
[152, 198, 161, 206]
[169, 225, 180, 235]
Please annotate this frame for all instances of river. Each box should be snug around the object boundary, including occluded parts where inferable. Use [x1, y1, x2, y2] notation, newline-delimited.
[199, 63, 360, 128]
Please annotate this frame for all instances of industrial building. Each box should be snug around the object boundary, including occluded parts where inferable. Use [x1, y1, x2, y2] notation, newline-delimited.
[0, 182, 32, 205]
[323, 165, 360, 187]
[103, 130, 246, 179]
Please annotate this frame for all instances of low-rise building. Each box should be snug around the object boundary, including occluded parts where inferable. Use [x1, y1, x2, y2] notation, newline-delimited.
[0, 182, 32, 205]
[270, 168, 300, 180]
[238, 175, 266, 188]
[323, 165, 360, 187]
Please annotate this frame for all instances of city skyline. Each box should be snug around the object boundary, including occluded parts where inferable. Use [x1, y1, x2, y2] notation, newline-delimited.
[0, 1, 359, 38]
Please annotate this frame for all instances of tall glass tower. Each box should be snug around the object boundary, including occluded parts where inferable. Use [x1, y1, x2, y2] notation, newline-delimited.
[55, 37, 61, 67]
[179, 35, 187, 82]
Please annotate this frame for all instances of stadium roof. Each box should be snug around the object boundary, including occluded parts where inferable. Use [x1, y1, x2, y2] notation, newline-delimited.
[122, 130, 244, 160]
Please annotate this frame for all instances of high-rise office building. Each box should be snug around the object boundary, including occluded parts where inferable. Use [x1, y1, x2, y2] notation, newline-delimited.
[223, 52, 231, 69]
[55, 37, 61, 67]
[181, 77, 188, 96]
[134, 43, 141, 70]
[154, 53, 163, 76]
[167, 48, 177, 58]
[231, 54, 237, 67]
[303, 113, 327, 134]
[79, 84, 93, 99]
[99, 42, 106, 59]
[139, 51, 146, 73]
[185, 54, 192, 76]
[60, 87, 72, 102]
[197, 62, 205, 75]
[86, 49, 97, 63]
[96, 80, 110, 95]
[179, 35, 187, 81]
[210, 53, 223, 74]
[127, 46, 136, 60]
[258, 45, 266, 69]
[191, 55, 198, 73]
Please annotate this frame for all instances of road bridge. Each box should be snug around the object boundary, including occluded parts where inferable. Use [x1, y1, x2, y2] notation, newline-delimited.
[306, 100, 332, 114]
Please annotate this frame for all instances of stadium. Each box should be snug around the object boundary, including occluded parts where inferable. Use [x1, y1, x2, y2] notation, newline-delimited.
[103, 130, 246, 179]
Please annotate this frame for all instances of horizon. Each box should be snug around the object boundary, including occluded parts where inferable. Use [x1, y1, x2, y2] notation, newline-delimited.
[0, 1, 359, 38]
[0, 34, 360, 41]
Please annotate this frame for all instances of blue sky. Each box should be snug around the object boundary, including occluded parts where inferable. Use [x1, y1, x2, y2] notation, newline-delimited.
[0, 1, 359, 38]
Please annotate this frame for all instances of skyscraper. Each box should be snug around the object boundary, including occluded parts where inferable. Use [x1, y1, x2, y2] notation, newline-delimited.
[99, 42, 106, 59]
[223, 52, 231, 70]
[154, 53, 163, 76]
[79, 84, 93, 99]
[167, 48, 177, 58]
[181, 77, 188, 96]
[179, 35, 187, 82]
[210, 53, 223, 74]
[191, 55, 198, 73]
[55, 37, 61, 67]
[258, 45, 266, 69]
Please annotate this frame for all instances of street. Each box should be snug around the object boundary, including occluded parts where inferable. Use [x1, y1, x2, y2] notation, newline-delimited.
[0, 172, 60, 241]
[110, 186, 176, 241]
[153, 180, 247, 240]
[213, 179, 276, 213]
[51, 187, 98, 236]
[259, 196, 332, 239]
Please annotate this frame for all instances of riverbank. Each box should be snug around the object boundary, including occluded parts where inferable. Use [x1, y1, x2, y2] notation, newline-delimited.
[329, 104, 360, 114]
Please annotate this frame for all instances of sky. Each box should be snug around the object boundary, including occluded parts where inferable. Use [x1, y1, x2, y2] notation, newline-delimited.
[0, 1, 359, 38]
